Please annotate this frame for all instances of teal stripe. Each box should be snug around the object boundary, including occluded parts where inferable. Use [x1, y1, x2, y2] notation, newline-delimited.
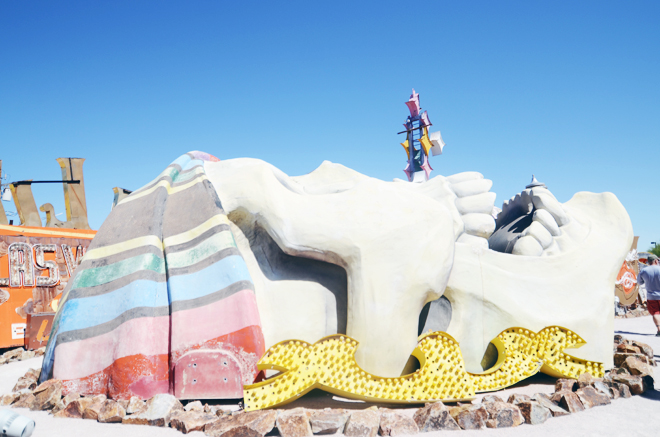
[71, 253, 165, 289]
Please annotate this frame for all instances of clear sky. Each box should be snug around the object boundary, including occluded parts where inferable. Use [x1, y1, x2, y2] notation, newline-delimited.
[1, 1, 658, 251]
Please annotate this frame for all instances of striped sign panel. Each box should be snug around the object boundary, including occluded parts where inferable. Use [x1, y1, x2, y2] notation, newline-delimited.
[39, 151, 265, 400]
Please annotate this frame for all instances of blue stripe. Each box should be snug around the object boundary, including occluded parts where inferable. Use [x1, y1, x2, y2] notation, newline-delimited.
[54, 255, 252, 335]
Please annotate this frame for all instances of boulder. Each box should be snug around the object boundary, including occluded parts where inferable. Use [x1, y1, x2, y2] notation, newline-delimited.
[482, 401, 524, 428]
[12, 376, 37, 392]
[621, 355, 654, 377]
[577, 373, 598, 388]
[276, 408, 313, 437]
[52, 393, 81, 414]
[19, 350, 36, 361]
[614, 353, 651, 367]
[1, 392, 22, 406]
[616, 343, 641, 354]
[413, 402, 460, 431]
[630, 340, 655, 361]
[31, 379, 63, 411]
[24, 368, 41, 380]
[309, 409, 350, 434]
[611, 374, 651, 395]
[205, 410, 278, 436]
[507, 394, 531, 405]
[82, 395, 107, 420]
[575, 387, 610, 408]
[481, 395, 505, 403]
[610, 367, 630, 375]
[184, 400, 204, 412]
[215, 425, 263, 437]
[2, 347, 23, 360]
[169, 410, 216, 434]
[98, 400, 126, 423]
[517, 401, 551, 425]
[449, 404, 487, 430]
[550, 391, 584, 413]
[344, 409, 381, 437]
[555, 378, 577, 392]
[54, 398, 90, 419]
[616, 383, 632, 398]
[378, 409, 419, 436]
[35, 346, 46, 356]
[121, 393, 183, 426]
[12, 393, 36, 409]
[126, 396, 147, 414]
[613, 334, 624, 344]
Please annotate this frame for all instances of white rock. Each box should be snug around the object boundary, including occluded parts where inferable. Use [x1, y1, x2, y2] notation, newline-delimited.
[457, 233, 490, 249]
[455, 192, 497, 215]
[451, 179, 493, 198]
[512, 236, 544, 256]
[462, 213, 496, 239]
[523, 221, 554, 249]
[532, 209, 561, 237]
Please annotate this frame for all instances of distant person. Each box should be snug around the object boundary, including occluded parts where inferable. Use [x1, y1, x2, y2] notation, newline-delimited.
[638, 254, 660, 336]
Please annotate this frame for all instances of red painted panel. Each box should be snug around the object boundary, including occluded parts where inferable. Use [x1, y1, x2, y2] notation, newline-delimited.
[174, 349, 243, 399]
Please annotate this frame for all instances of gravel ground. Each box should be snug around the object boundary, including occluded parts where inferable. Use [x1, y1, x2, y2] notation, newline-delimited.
[1, 316, 657, 436]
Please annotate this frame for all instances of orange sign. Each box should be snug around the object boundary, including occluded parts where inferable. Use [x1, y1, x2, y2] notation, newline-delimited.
[0, 224, 96, 348]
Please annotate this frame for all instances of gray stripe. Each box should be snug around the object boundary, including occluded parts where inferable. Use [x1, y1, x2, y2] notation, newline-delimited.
[54, 305, 171, 348]
[171, 280, 254, 312]
[79, 244, 164, 270]
[164, 223, 231, 253]
[162, 179, 226, 238]
[55, 280, 254, 347]
[66, 269, 166, 301]
[168, 247, 242, 277]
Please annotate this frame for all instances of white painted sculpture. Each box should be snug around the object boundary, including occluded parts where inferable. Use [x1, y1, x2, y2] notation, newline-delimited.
[205, 159, 632, 377]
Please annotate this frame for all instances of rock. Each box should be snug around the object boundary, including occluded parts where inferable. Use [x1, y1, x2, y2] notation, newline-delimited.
[1, 392, 20, 406]
[121, 393, 183, 426]
[24, 368, 41, 380]
[577, 373, 598, 388]
[616, 343, 641, 354]
[344, 409, 381, 437]
[621, 355, 654, 377]
[612, 374, 651, 395]
[277, 408, 313, 437]
[614, 334, 624, 344]
[54, 398, 93, 419]
[184, 400, 204, 412]
[555, 378, 577, 392]
[517, 401, 551, 425]
[611, 367, 630, 375]
[31, 379, 63, 411]
[630, 340, 655, 361]
[12, 376, 37, 392]
[482, 401, 524, 428]
[616, 383, 632, 398]
[2, 347, 23, 360]
[126, 396, 147, 414]
[309, 409, 350, 434]
[614, 353, 651, 367]
[550, 391, 584, 413]
[0, 356, 8, 365]
[19, 350, 36, 361]
[413, 402, 460, 431]
[12, 392, 36, 409]
[575, 387, 611, 408]
[169, 410, 216, 434]
[592, 381, 614, 398]
[35, 346, 46, 356]
[98, 400, 126, 423]
[215, 425, 263, 437]
[481, 395, 505, 403]
[52, 393, 81, 414]
[449, 404, 487, 430]
[507, 394, 531, 405]
[82, 395, 107, 419]
[378, 409, 419, 436]
[204, 410, 278, 436]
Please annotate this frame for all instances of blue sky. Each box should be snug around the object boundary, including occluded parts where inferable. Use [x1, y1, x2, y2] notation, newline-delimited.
[1, 1, 658, 250]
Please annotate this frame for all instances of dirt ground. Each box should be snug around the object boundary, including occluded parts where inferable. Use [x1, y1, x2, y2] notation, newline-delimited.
[1, 315, 658, 437]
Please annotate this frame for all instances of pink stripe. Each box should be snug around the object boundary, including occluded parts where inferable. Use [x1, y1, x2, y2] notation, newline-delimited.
[53, 316, 170, 380]
[171, 289, 261, 352]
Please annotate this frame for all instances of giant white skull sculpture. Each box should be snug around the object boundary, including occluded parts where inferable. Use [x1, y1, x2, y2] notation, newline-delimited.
[205, 158, 632, 377]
